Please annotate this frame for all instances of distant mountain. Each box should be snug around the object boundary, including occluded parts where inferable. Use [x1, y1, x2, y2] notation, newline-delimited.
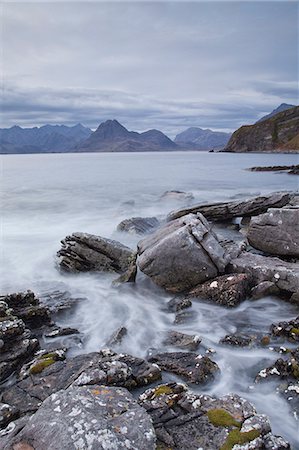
[0, 124, 92, 154]
[224, 105, 299, 153]
[174, 127, 231, 150]
[257, 103, 296, 123]
[75, 119, 178, 152]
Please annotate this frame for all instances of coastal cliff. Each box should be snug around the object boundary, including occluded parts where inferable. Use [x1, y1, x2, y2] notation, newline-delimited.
[224, 106, 299, 153]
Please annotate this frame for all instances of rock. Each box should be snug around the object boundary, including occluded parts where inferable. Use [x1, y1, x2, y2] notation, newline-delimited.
[2, 385, 156, 450]
[270, 316, 299, 342]
[138, 382, 288, 450]
[44, 327, 80, 338]
[0, 403, 19, 429]
[40, 289, 85, 314]
[167, 192, 292, 222]
[227, 252, 299, 293]
[111, 253, 137, 285]
[2, 350, 161, 418]
[174, 310, 197, 324]
[163, 331, 201, 351]
[220, 334, 255, 347]
[263, 433, 291, 449]
[160, 190, 194, 201]
[247, 208, 299, 257]
[279, 381, 299, 421]
[248, 164, 299, 173]
[188, 273, 251, 307]
[251, 281, 280, 299]
[255, 348, 299, 383]
[57, 232, 135, 274]
[117, 216, 160, 235]
[167, 297, 192, 312]
[20, 349, 67, 379]
[290, 292, 299, 304]
[148, 351, 219, 384]
[137, 213, 227, 293]
[106, 326, 127, 346]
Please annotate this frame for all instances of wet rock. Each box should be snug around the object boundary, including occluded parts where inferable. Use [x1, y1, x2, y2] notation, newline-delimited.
[138, 382, 288, 450]
[106, 326, 127, 346]
[247, 208, 299, 257]
[163, 331, 201, 351]
[20, 349, 67, 379]
[148, 351, 219, 384]
[167, 297, 192, 312]
[39, 290, 84, 314]
[227, 252, 299, 293]
[57, 232, 135, 274]
[220, 334, 255, 347]
[263, 433, 291, 449]
[167, 192, 292, 222]
[2, 350, 161, 418]
[251, 281, 280, 299]
[270, 316, 299, 342]
[290, 292, 299, 304]
[117, 216, 160, 235]
[111, 252, 137, 284]
[0, 404, 19, 429]
[160, 190, 194, 202]
[138, 213, 228, 293]
[255, 348, 299, 383]
[2, 385, 156, 450]
[188, 273, 251, 307]
[279, 381, 299, 421]
[44, 327, 79, 338]
[174, 310, 197, 324]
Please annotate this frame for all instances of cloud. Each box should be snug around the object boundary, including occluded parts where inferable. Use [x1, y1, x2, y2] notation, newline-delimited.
[1, 1, 298, 136]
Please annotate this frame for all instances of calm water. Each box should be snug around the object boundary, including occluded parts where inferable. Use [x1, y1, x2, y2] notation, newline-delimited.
[1, 151, 299, 446]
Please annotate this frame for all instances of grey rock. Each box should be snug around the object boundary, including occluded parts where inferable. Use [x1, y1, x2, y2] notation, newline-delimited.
[251, 281, 280, 299]
[270, 316, 299, 342]
[240, 414, 271, 434]
[174, 310, 197, 324]
[106, 326, 127, 346]
[117, 216, 160, 235]
[220, 334, 255, 347]
[0, 404, 19, 430]
[188, 273, 251, 307]
[3, 385, 156, 450]
[160, 190, 194, 201]
[227, 252, 299, 293]
[45, 327, 79, 338]
[279, 381, 299, 421]
[57, 232, 135, 274]
[138, 213, 227, 293]
[263, 433, 291, 449]
[148, 351, 219, 384]
[255, 348, 299, 383]
[167, 297, 192, 312]
[248, 208, 299, 257]
[112, 252, 137, 285]
[167, 192, 292, 222]
[163, 331, 201, 351]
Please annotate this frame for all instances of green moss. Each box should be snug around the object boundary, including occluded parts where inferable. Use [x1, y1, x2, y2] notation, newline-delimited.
[151, 385, 174, 398]
[207, 409, 241, 428]
[29, 357, 56, 375]
[290, 328, 299, 336]
[291, 360, 299, 379]
[221, 429, 261, 450]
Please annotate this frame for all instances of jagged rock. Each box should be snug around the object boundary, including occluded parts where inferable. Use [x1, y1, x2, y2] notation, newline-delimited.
[138, 383, 288, 450]
[57, 232, 135, 274]
[117, 216, 160, 235]
[106, 326, 127, 346]
[247, 208, 299, 257]
[251, 281, 280, 299]
[255, 348, 299, 383]
[227, 252, 299, 293]
[290, 292, 299, 304]
[220, 334, 255, 347]
[40, 290, 85, 314]
[45, 327, 79, 338]
[163, 331, 201, 351]
[160, 190, 194, 202]
[148, 351, 219, 384]
[112, 253, 137, 285]
[278, 381, 299, 421]
[167, 297, 192, 312]
[137, 213, 227, 293]
[188, 273, 251, 307]
[174, 310, 197, 324]
[0, 403, 19, 429]
[270, 316, 299, 342]
[2, 349, 161, 418]
[167, 192, 292, 222]
[2, 385, 156, 450]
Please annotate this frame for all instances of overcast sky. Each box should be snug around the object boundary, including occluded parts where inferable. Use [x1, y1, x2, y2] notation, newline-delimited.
[1, 0, 298, 137]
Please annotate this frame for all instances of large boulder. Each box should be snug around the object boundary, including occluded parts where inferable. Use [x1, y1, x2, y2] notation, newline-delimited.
[2, 385, 156, 450]
[228, 252, 299, 293]
[137, 213, 228, 293]
[167, 192, 292, 222]
[247, 208, 299, 257]
[57, 232, 135, 273]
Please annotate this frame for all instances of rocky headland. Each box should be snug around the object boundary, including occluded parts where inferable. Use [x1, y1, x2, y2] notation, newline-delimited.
[1, 191, 299, 449]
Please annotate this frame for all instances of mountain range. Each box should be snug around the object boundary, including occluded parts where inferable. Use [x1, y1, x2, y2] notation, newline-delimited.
[174, 127, 231, 150]
[256, 103, 296, 123]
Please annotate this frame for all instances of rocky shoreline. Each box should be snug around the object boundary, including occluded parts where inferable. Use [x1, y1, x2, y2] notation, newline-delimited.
[1, 191, 299, 449]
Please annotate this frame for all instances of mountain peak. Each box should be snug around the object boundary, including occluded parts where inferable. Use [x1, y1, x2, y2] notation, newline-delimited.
[94, 119, 130, 140]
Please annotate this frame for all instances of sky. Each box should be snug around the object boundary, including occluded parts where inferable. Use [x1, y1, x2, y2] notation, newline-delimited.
[1, 0, 298, 137]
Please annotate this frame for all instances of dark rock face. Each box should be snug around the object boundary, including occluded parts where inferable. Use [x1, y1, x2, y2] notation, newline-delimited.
[2, 385, 156, 450]
[223, 105, 299, 153]
[0, 403, 19, 429]
[167, 192, 291, 222]
[247, 208, 299, 257]
[251, 281, 280, 299]
[57, 232, 135, 273]
[138, 383, 289, 450]
[163, 331, 201, 351]
[167, 297, 192, 312]
[2, 349, 161, 417]
[148, 352, 219, 384]
[255, 348, 299, 383]
[138, 213, 227, 293]
[220, 334, 255, 347]
[228, 252, 299, 293]
[1, 292, 51, 329]
[188, 273, 251, 307]
[270, 316, 299, 342]
[106, 326, 127, 346]
[117, 216, 160, 235]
